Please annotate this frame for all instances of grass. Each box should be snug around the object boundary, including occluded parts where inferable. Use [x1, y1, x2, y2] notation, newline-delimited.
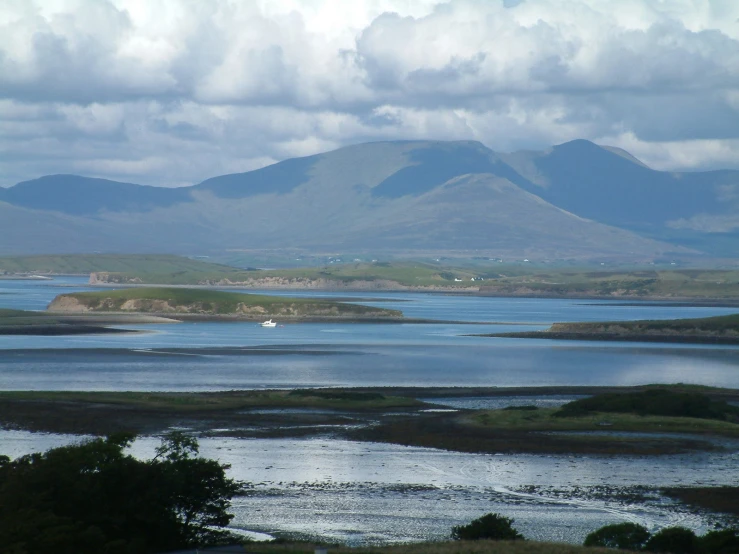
[467, 407, 739, 437]
[241, 540, 622, 553]
[476, 268, 739, 298]
[91, 261, 484, 288]
[84, 260, 739, 298]
[549, 313, 739, 335]
[0, 390, 422, 411]
[50, 287, 402, 318]
[554, 389, 739, 421]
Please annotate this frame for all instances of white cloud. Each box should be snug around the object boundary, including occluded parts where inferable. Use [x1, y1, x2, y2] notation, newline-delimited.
[1, 0, 738, 187]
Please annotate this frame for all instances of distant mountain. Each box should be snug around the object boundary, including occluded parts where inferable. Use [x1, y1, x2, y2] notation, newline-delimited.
[500, 139, 734, 231]
[2, 139, 737, 258]
[4, 175, 192, 216]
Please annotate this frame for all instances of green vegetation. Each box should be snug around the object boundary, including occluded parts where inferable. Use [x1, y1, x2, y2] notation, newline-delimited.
[662, 486, 739, 516]
[477, 268, 739, 298]
[555, 389, 739, 422]
[584, 523, 650, 550]
[451, 513, 524, 541]
[0, 432, 242, 554]
[93, 260, 484, 287]
[0, 390, 421, 412]
[549, 313, 739, 336]
[84, 260, 739, 299]
[489, 313, 739, 344]
[48, 287, 403, 318]
[0, 253, 236, 276]
[583, 523, 739, 553]
[469, 407, 739, 436]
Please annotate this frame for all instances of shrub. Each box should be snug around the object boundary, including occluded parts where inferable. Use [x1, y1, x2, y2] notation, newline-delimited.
[451, 513, 524, 541]
[699, 528, 739, 554]
[583, 522, 650, 550]
[644, 527, 700, 553]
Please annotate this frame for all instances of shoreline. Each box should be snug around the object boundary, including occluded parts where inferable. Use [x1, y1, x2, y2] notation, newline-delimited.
[1, 385, 737, 456]
[479, 330, 739, 345]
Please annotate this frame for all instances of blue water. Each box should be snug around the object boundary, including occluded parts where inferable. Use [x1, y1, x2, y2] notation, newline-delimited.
[2, 277, 739, 545]
[1, 277, 738, 391]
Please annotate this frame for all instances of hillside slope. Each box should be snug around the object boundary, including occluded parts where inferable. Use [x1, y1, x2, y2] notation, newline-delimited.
[2, 139, 736, 257]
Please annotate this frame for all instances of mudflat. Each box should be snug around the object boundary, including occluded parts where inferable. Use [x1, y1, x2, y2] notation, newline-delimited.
[2, 385, 737, 456]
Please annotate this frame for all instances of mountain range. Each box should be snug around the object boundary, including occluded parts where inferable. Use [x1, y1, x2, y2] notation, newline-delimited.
[2, 139, 738, 259]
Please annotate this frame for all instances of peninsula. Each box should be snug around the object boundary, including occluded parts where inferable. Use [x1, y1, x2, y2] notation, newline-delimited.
[485, 313, 739, 344]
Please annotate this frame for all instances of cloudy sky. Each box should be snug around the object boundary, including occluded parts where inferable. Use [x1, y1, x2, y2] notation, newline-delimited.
[1, 0, 738, 187]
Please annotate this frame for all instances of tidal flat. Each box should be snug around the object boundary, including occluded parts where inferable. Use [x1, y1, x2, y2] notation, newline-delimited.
[2, 277, 739, 545]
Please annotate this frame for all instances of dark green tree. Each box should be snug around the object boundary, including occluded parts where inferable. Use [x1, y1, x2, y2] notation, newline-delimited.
[451, 513, 524, 541]
[583, 522, 651, 550]
[644, 526, 700, 553]
[0, 432, 243, 554]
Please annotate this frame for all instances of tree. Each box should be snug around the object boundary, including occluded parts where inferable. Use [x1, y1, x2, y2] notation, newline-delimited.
[0, 432, 243, 554]
[644, 527, 700, 553]
[583, 522, 651, 550]
[451, 513, 524, 541]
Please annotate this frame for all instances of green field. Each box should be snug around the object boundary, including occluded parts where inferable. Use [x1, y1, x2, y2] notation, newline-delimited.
[86, 259, 739, 297]
[49, 287, 403, 318]
[7, 253, 739, 298]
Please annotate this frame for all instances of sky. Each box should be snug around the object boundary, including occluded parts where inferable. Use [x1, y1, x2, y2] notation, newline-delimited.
[1, 0, 738, 187]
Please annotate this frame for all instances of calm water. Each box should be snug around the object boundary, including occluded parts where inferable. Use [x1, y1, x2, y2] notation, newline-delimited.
[1, 431, 736, 544]
[1, 277, 739, 544]
[1, 276, 739, 391]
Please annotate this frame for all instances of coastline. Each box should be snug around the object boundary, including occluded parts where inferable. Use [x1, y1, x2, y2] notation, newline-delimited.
[479, 331, 739, 345]
[87, 280, 739, 306]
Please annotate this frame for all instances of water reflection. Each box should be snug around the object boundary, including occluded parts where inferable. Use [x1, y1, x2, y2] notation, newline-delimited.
[0, 431, 732, 545]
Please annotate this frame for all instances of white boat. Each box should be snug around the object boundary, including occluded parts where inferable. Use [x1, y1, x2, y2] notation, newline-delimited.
[260, 319, 277, 328]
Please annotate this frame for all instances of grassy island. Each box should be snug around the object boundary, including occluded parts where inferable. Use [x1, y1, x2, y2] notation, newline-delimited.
[486, 313, 739, 344]
[47, 287, 403, 321]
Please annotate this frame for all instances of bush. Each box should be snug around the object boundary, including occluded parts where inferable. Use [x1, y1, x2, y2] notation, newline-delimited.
[644, 526, 700, 553]
[583, 522, 650, 550]
[699, 528, 739, 554]
[451, 513, 524, 541]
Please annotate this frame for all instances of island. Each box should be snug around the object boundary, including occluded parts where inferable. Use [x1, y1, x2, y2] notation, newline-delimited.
[482, 313, 739, 344]
[47, 287, 403, 322]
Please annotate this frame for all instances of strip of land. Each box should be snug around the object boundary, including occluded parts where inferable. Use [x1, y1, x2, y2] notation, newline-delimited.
[2, 386, 737, 456]
[480, 313, 739, 344]
[0, 308, 176, 335]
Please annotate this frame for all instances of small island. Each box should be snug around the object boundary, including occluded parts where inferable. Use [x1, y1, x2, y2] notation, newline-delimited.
[47, 287, 403, 322]
[483, 313, 739, 344]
